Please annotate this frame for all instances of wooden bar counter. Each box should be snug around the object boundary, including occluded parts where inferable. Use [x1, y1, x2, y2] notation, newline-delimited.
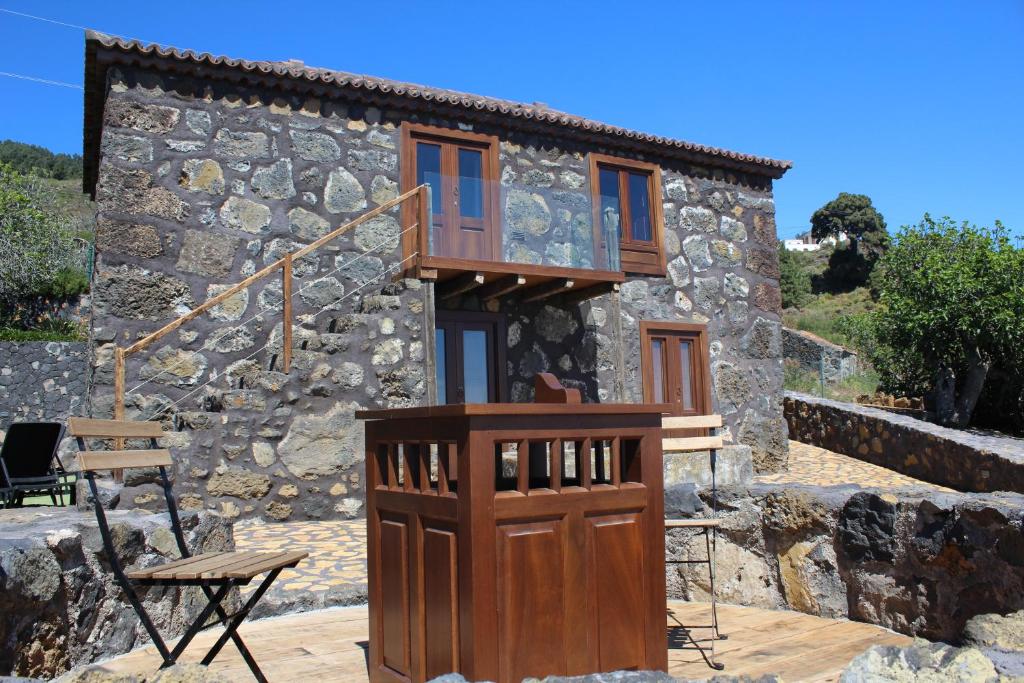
[357, 402, 669, 682]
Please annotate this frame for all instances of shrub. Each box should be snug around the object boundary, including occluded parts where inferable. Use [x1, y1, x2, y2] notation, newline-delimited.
[0, 163, 90, 329]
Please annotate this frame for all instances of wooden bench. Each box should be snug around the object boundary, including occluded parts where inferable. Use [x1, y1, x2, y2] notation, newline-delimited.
[69, 417, 307, 682]
[662, 413, 727, 670]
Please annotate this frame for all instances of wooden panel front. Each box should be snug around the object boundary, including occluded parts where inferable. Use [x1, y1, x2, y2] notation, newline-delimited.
[496, 519, 567, 682]
[589, 513, 646, 671]
[423, 524, 459, 679]
[364, 407, 667, 683]
[380, 517, 411, 676]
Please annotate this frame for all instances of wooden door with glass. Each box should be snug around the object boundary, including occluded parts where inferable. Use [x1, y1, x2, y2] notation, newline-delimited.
[435, 311, 507, 404]
[402, 124, 500, 262]
[639, 322, 711, 432]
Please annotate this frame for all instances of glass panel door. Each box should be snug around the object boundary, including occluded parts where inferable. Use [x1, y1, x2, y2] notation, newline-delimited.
[434, 311, 506, 404]
[462, 329, 490, 403]
[416, 142, 445, 254]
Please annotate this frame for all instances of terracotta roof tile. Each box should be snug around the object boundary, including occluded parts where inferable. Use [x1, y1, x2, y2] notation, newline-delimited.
[83, 31, 792, 194]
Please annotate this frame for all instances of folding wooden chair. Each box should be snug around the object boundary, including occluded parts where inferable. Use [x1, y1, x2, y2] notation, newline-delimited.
[663, 413, 727, 671]
[68, 418, 307, 682]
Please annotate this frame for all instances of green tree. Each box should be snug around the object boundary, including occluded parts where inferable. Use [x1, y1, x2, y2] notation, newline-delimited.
[811, 193, 889, 291]
[0, 140, 82, 180]
[778, 244, 813, 308]
[870, 215, 1024, 428]
[0, 163, 89, 327]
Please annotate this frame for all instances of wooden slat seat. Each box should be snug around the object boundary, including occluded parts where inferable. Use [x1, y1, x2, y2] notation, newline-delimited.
[665, 518, 721, 529]
[129, 550, 308, 582]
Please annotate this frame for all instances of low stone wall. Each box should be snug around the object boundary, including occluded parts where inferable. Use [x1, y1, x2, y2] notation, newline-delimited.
[667, 483, 1024, 641]
[0, 341, 88, 425]
[0, 508, 233, 679]
[783, 328, 857, 384]
[784, 391, 1024, 493]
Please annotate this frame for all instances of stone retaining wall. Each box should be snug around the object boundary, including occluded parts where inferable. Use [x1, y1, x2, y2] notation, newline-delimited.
[0, 342, 88, 426]
[668, 483, 1024, 641]
[782, 327, 857, 384]
[784, 391, 1024, 493]
[0, 508, 233, 679]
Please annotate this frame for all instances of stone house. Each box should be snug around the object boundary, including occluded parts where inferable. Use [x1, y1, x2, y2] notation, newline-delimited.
[81, 31, 792, 522]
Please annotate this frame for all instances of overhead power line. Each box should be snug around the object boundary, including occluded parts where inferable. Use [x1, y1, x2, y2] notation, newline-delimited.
[0, 7, 89, 31]
[0, 71, 82, 89]
[0, 6, 157, 45]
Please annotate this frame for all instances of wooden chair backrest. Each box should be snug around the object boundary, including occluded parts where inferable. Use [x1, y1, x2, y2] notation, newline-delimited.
[67, 418, 171, 472]
[661, 414, 723, 453]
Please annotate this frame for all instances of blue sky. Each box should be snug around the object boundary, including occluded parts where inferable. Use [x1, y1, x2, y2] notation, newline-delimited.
[0, 1, 1021, 238]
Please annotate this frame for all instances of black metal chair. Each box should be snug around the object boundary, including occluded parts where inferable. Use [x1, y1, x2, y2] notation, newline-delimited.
[0, 421, 72, 508]
[68, 417, 307, 682]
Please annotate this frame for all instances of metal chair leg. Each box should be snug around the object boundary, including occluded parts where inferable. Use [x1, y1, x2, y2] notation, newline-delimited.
[161, 583, 232, 667]
[704, 527, 726, 641]
[200, 568, 283, 683]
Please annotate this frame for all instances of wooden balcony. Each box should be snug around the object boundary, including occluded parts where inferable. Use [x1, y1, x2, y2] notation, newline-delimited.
[407, 256, 624, 305]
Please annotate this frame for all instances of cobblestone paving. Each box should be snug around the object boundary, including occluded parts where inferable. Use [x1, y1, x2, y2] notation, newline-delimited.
[756, 440, 956, 491]
[235, 519, 366, 597]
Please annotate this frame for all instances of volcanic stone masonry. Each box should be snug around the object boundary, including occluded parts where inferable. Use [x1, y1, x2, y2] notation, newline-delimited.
[86, 59, 787, 521]
[0, 341, 88, 425]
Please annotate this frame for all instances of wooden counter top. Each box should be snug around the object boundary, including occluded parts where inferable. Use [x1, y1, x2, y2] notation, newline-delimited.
[355, 402, 674, 420]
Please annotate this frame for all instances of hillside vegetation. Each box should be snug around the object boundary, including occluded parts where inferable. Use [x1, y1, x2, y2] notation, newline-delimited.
[0, 142, 94, 341]
[0, 140, 82, 180]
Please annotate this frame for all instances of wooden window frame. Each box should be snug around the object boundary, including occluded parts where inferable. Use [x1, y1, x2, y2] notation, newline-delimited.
[588, 153, 667, 276]
[638, 321, 712, 417]
[400, 123, 502, 264]
[435, 310, 508, 404]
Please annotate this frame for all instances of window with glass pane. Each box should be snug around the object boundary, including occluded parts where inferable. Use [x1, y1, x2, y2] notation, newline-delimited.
[462, 330, 489, 403]
[651, 338, 666, 402]
[599, 167, 622, 239]
[628, 172, 653, 242]
[458, 149, 483, 218]
[679, 340, 694, 410]
[416, 142, 443, 215]
[435, 329, 447, 405]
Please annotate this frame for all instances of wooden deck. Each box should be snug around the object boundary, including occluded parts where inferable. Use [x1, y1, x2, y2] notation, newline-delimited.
[94, 601, 911, 682]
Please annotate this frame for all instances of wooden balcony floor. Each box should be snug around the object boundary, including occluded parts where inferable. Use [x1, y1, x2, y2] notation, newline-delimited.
[93, 601, 910, 682]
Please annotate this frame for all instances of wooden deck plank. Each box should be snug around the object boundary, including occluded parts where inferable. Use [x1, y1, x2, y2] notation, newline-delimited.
[96, 602, 912, 682]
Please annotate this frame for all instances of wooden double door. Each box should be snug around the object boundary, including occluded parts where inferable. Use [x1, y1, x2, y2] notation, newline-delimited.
[407, 125, 500, 262]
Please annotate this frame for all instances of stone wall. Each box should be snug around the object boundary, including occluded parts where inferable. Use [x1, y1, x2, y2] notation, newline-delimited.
[783, 327, 858, 384]
[88, 63, 786, 521]
[668, 483, 1024, 642]
[0, 342, 88, 426]
[785, 391, 1024, 493]
[0, 508, 232, 678]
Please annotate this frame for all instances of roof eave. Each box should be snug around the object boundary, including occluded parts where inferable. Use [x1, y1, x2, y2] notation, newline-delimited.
[82, 31, 792, 196]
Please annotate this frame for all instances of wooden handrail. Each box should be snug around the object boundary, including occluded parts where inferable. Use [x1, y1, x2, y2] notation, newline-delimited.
[123, 185, 424, 357]
[114, 185, 427, 425]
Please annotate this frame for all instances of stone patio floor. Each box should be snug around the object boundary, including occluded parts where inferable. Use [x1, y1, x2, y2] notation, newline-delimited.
[235, 440, 950, 600]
